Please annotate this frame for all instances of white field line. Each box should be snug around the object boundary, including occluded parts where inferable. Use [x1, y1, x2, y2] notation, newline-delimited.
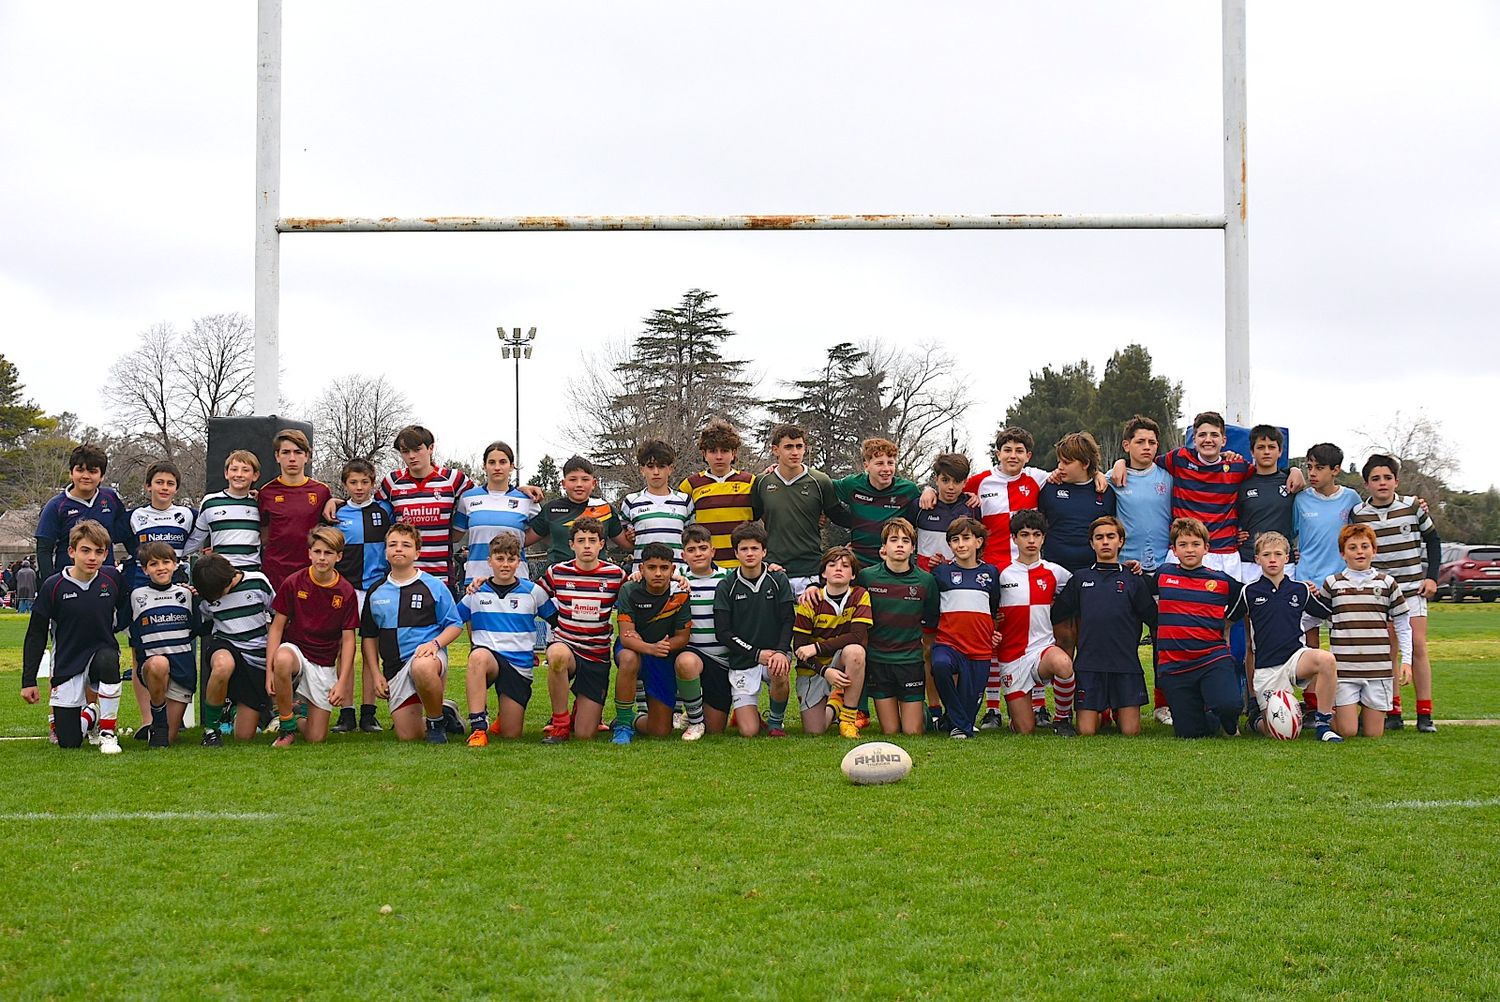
[1381, 798, 1500, 809]
[0, 811, 281, 821]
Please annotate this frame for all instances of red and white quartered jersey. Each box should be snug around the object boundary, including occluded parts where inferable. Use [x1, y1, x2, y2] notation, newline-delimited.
[994, 558, 1071, 662]
[964, 466, 1047, 569]
[378, 466, 474, 579]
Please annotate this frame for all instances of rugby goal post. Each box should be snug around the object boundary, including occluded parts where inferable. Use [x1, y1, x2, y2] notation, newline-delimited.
[253, 0, 1250, 422]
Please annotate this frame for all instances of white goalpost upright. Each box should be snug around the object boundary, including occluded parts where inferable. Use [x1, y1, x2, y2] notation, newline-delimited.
[253, 0, 1251, 425]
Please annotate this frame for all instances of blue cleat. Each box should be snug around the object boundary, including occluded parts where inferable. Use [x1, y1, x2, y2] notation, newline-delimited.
[611, 721, 634, 745]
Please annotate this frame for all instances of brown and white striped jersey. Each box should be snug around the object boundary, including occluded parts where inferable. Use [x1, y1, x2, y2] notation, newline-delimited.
[1348, 495, 1438, 598]
[1318, 568, 1411, 680]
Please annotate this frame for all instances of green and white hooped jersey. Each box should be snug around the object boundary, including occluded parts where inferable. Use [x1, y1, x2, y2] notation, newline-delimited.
[686, 566, 731, 665]
[622, 488, 693, 567]
[200, 571, 274, 670]
[186, 492, 263, 571]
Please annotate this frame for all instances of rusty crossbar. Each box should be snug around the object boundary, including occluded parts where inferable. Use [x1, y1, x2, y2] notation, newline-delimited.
[277, 214, 1228, 233]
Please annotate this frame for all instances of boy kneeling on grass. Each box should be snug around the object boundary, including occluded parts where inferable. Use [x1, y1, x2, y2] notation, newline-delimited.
[359, 522, 464, 743]
[192, 553, 275, 747]
[791, 546, 870, 738]
[714, 523, 795, 737]
[461, 534, 559, 745]
[128, 541, 198, 748]
[614, 542, 702, 743]
[537, 516, 627, 743]
[265, 526, 360, 747]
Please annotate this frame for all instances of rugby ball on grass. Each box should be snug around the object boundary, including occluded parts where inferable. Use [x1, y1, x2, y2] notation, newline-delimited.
[1264, 690, 1302, 741]
[841, 742, 912, 785]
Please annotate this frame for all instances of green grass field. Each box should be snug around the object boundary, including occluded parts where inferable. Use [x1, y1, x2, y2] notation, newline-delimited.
[1, 604, 1497, 1000]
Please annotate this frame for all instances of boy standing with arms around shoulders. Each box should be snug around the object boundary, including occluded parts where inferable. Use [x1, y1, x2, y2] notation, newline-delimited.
[22, 522, 130, 752]
[751, 424, 850, 590]
[460, 535, 558, 744]
[1052, 517, 1157, 737]
[614, 542, 700, 742]
[1110, 416, 1174, 725]
[192, 552, 276, 746]
[621, 440, 694, 570]
[1231, 531, 1342, 742]
[791, 546, 870, 738]
[359, 522, 465, 743]
[35, 445, 129, 579]
[185, 450, 264, 571]
[858, 518, 940, 736]
[537, 517, 627, 742]
[1152, 518, 1246, 738]
[909, 453, 974, 573]
[832, 438, 926, 571]
[1315, 524, 1412, 740]
[679, 419, 757, 570]
[1039, 433, 1116, 573]
[259, 429, 333, 591]
[928, 517, 1003, 738]
[1350, 455, 1441, 732]
[1236, 426, 1296, 585]
[332, 459, 394, 733]
[128, 541, 199, 748]
[528, 456, 633, 568]
[453, 441, 542, 586]
[265, 526, 360, 746]
[713, 523, 796, 737]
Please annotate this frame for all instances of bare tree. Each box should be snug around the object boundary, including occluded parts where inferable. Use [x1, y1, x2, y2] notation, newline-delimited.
[862, 339, 973, 476]
[1358, 410, 1458, 502]
[105, 322, 183, 461]
[178, 312, 255, 439]
[310, 373, 413, 484]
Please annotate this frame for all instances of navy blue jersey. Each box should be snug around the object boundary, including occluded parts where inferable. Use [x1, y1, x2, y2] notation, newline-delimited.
[1051, 563, 1156, 675]
[906, 496, 974, 572]
[127, 580, 199, 679]
[335, 498, 394, 591]
[1038, 482, 1117, 571]
[122, 503, 197, 590]
[35, 487, 129, 576]
[1231, 575, 1332, 668]
[359, 572, 462, 678]
[1237, 472, 1294, 563]
[1152, 565, 1244, 675]
[21, 567, 129, 687]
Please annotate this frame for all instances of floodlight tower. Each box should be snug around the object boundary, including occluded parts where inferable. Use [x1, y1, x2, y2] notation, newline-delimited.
[498, 326, 537, 485]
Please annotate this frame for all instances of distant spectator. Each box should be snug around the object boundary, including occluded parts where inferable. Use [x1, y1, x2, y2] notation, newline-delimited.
[16, 561, 38, 614]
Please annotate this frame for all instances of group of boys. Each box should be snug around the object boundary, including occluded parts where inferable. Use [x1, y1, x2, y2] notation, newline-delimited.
[21, 406, 1441, 751]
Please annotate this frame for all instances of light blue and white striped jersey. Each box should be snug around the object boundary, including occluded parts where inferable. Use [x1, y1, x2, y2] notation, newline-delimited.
[1294, 486, 1361, 586]
[453, 486, 540, 583]
[458, 578, 557, 677]
[686, 565, 731, 665]
[1113, 465, 1173, 570]
[621, 487, 693, 566]
[199, 571, 274, 670]
[128, 581, 198, 678]
[123, 503, 198, 590]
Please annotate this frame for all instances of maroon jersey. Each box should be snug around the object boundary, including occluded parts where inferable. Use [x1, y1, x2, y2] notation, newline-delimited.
[259, 477, 333, 590]
[271, 567, 359, 666]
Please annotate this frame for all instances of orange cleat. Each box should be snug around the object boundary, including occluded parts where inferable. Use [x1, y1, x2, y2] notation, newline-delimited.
[467, 729, 489, 747]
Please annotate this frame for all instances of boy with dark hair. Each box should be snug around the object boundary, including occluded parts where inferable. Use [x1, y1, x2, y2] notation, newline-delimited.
[528, 455, 633, 568]
[123, 460, 197, 739]
[359, 522, 465, 743]
[21, 521, 130, 752]
[1039, 432, 1116, 572]
[372, 425, 474, 586]
[35, 444, 128, 578]
[1052, 516, 1157, 737]
[995, 509, 1078, 736]
[714, 522, 796, 737]
[751, 424, 850, 590]
[831, 438, 925, 570]
[680, 419, 757, 569]
[621, 439, 693, 570]
[614, 541, 698, 743]
[791, 546, 871, 737]
[1293, 443, 1362, 709]
[682, 523, 734, 734]
[259, 428, 333, 590]
[265, 526, 360, 746]
[460, 534, 558, 744]
[1110, 415, 1174, 723]
[1350, 454, 1441, 732]
[192, 552, 276, 746]
[454, 440, 541, 585]
[910, 452, 973, 573]
[929, 516, 1002, 738]
[332, 458, 394, 733]
[1315, 524, 1412, 740]
[185, 450, 263, 570]
[128, 541, 199, 748]
[1236, 425, 1296, 585]
[859, 517, 940, 735]
[1151, 518, 1246, 738]
[537, 516, 628, 742]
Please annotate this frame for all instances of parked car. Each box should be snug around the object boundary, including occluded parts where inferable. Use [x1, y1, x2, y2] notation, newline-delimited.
[1438, 544, 1500, 602]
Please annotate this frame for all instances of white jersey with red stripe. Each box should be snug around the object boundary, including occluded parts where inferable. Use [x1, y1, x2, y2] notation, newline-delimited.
[963, 466, 1048, 569]
[994, 558, 1071, 662]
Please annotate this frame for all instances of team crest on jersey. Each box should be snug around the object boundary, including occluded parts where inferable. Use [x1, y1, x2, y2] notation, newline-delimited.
[332, 595, 345, 609]
[508, 598, 519, 609]
[1205, 580, 1219, 592]
[1038, 579, 1050, 591]
[951, 573, 963, 584]
[1018, 485, 1032, 497]
[1289, 594, 1300, 608]
[274, 494, 285, 503]
[1156, 483, 1167, 495]
[907, 586, 919, 598]
[174, 511, 187, 524]
[1222, 464, 1230, 473]
[297, 590, 309, 600]
[507, 498, 519, 509]
[307, 492, 319, 505]
[1116, 580, 1125, 592]
[976, 573, 992, 586]
[410, 594, 425, 609]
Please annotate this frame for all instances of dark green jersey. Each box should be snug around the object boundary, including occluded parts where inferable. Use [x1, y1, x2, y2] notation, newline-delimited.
[858, 561, 939, 665]
[831, 473, 923, 568]
[617, 580, 691, 644]
[712, 568, 796, 670]
[527, 496, 622, 566]
[750, 467, 849, 577]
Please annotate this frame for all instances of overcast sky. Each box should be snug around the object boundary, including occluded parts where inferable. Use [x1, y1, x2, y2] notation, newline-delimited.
[3, 2, 1497, 489]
